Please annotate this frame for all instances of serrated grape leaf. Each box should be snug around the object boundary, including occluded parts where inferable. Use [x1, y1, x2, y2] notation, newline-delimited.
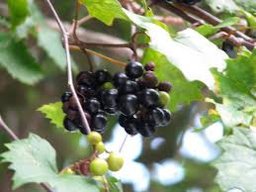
[213, 127, 256, 191]
[7, 0, 29, 27]
[123, 10, 227, 89]
[0, 33, 43, 85]
[142, 48, 203, 111]
[1, 134, 58, 189]
[204, 0, 239, 13]
[80, 0, 128, 25]
[1, 134, 99, 192]
[211, 49, 256, 127]
[38, 102, 65, 129]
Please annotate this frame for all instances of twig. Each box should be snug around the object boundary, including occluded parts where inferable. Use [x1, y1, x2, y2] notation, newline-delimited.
[119, 134, 129, 153]
[73, 0, 94, 71]
[44, 0, 91, 134]
[0, 115, 53, 192]
[155, 1, 256, 50]
[69, 45, 127, 67]
[0, 115, 18, 140]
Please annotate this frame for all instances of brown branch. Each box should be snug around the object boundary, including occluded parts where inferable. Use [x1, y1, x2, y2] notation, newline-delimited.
[155, 1, 256, 50]
[0, 115, 53, 192]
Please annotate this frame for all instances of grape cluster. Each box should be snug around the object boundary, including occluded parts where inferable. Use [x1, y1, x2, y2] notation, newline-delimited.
[165, 0, 201, 5]
[61, 61, 172, 137]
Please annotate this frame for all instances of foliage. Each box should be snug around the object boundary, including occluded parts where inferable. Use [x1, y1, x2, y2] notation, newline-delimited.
[1, 134, 99, 192]
[0, 0, 256, 191]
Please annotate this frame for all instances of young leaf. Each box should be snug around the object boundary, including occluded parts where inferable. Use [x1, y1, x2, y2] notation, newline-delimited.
[80, 0, 128, 25]
[0, 33, 43, 85]
[38, 102, 65, 129]
[213, 127, 256, 191]
[142, 48, 203, 111]
[7, 0, 29, 27]
[1, 134, 99, 192]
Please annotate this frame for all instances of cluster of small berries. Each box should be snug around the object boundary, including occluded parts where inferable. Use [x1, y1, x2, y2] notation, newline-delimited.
[61, 61, 172, 137]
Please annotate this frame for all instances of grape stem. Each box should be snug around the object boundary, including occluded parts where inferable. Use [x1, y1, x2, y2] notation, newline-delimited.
[0, 115, 53, 192]
[44, 0, 91, 134]
[119, 134, 129, 153]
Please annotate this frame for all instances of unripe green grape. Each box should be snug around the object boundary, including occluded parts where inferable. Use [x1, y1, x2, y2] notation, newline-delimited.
[159, 91, 170, 107]
[87, 131, 102, 145]
[89, 158, 108, 176]
[61, 168, 75, 175]
[102, 82, 114, 90]
[96, 142, 105, 154]
[107, 152, 124, 172]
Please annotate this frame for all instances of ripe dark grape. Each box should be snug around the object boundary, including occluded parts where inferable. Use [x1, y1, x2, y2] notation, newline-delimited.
[147, 108, 165, 127]
[113, 73, 128, 87]
[66, 108, 78, 120]
[222, 41, 237, 58]
[144, 62, 155, 71]
[137, 122, 155, 137]
[158, 81, 172, 93]
[84, 98, 101, 114]
[77, 85, 95, 97]
[91, 113, 107, 133]
[123, 118, 139, 135]
[64, 117, 78, 131]
[95, 69, 112, 85]
[139, 89, 159, 107]
[76, 71, 95, 86]
[102, 89, 118, 108]
[61, 92, 72, 102]
[177, 0, 201, 5]
[118, 114, 128, 127]
[162, 109, 172, 126]
[142, 71, 158, 88]
[104, 107, 117, 115]
[119, 80, 139, 94]
[119, 94, 139, 116]
[125, 61, 144, 79]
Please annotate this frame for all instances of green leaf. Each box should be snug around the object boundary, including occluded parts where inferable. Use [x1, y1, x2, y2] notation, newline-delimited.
[196, 17, 240, 37]
[7, 0, 29, 27]
[1, 134, 58, 189]
[234, 0, 256, 13]
[142, 48, 203, 111]
[124, 10, 227, 89]
[213, 127, 256, 191]
[204, 0, 239, 13]
[211, 50, 256, 127]
[0, 33, 43, 85]
[38, 102, 65, 129]
[1, 134, 99, 192]
[80, 0, 128, 25]
[107, 176, 123, 192]
[37, 25, 67, 70]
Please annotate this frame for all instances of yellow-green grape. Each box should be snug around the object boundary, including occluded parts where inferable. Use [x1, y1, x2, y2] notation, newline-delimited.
[87, 131, 102, 145]
[107, 152, 124, 172]
[102, 82, 114, 90]
[96, 142, 105, 154]
[159, 91, 170, 107]
[89, 158, 108, 176]
[61, 168, 75, 175]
